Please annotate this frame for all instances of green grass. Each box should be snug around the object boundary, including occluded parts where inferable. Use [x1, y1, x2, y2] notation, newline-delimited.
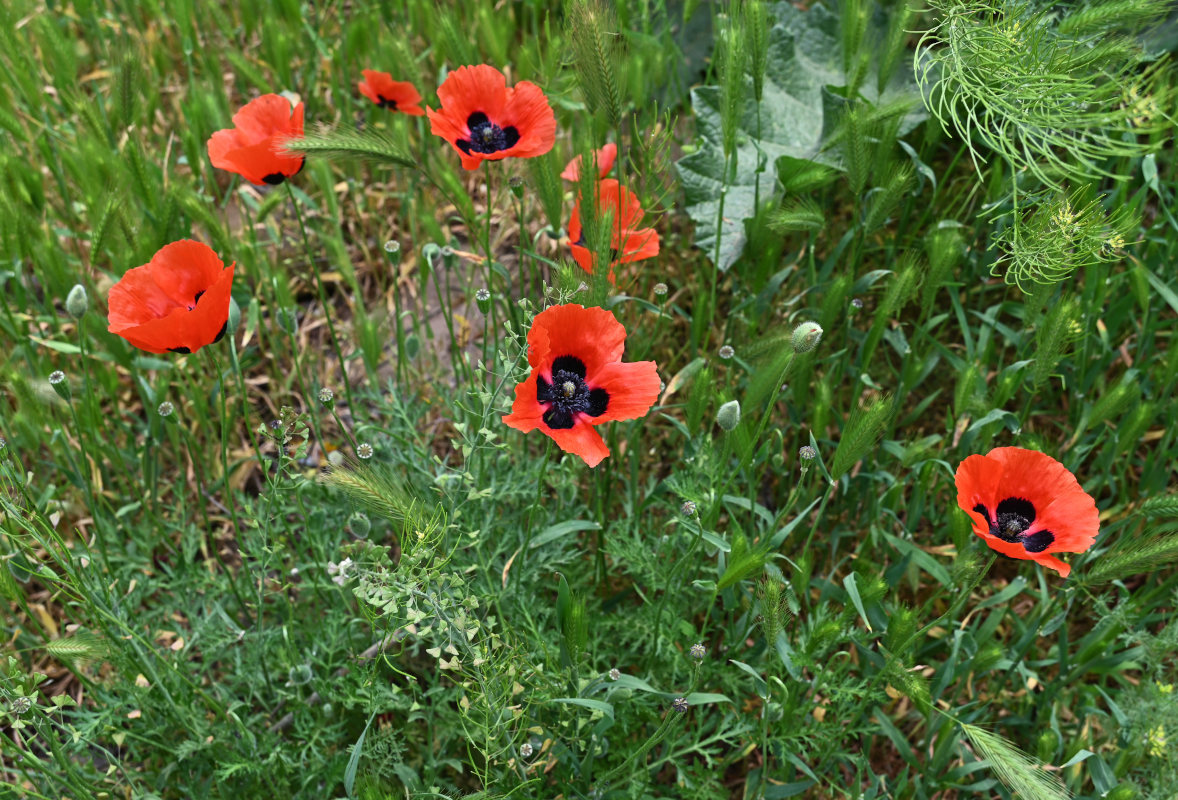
[1, 0, 1177, 798]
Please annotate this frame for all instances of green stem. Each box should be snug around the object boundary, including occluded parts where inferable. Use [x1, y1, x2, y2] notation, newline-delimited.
[284, 181, 358, 420]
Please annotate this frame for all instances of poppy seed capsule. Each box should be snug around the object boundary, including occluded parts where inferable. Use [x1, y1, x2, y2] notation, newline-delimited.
[717, 400, 741, 431]
[48, 371, 70, 401]
[475, 288, 491, 314]
[792, 322, 823, 352]
[66, 284, 88, 318]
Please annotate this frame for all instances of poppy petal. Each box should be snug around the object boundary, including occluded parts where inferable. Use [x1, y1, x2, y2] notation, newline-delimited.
[989, 447, 1083, 510]
[107, 265, 182, 329]
[562, 142, 617, 181]
[108, 241, 234, 355]
[544, 422, 610, 468]
[617, 227, 660, 264]
[496, 81, 556, 159]
[954, 453, 1005, 531]
[359, 70, 425, 115]
[232, 94, 300, 141]
[207, 129, 245, 173]
[587, 360, 661, 423]
[222, 137, 304, 185]
[502, 370, 546, 433]
[208, 95, 303, 185]
[427, 65, 554, 169]
[530, 304, 626, 378]
[437, 64, 509, 121]
[1029, 553, 1072, 578]
[156, 240, 225, 302]
[954, 446, 1099, 578]
[1030, 490, 1100, 553]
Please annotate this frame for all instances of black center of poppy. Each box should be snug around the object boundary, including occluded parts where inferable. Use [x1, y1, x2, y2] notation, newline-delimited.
[974, 497, 1055, 553]
[377, 95, 398, 110]
[456, 111, 520, 156]
[188, 289, 205, 312]
[536, 355, 609, 430]
[261, 157, 305, 186]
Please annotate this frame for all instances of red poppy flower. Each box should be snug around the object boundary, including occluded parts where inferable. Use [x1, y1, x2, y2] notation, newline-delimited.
[954, 447, 1099, 578]
[561, 142, 617, 181]
[568, 179, 660, 283]
[107, 240, 235, 354]
[357, 70, 425, 116]
[207, 94, 305, 186]
[426, 64, 556, 170]
[502, 304, 660, 468]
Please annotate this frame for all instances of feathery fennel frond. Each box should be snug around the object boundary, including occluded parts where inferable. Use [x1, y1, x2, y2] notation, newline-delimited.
[917, 0, 1168, 191]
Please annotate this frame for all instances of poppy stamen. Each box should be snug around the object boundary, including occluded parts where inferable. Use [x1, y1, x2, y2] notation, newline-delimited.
[457, 111, 521, 156]
[955, 447, 1100, 578]
[377, 95, 399, 110]
[536, 355, 610, 430]
[990, 496, 1036, 543]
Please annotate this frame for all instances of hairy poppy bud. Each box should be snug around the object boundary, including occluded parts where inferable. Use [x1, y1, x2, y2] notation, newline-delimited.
[716, 399, 741, 431]
[791, 321, 823, 353]
[66, 284, 89, 318]
[347, 511, 371, 538]
[1035, 729, 1059, 763]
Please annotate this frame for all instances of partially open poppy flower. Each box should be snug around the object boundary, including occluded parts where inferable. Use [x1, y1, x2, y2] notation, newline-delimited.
[358, 70, 425, 115]
[955, 447, 1099, 578]
[561, 142, 617, 181]
[426, 64, 556, 170]
[207, 94, 305, 186]
[568, 179, 660, 283]
[502, 304, 660, 468]
[107, 240, 235, 354]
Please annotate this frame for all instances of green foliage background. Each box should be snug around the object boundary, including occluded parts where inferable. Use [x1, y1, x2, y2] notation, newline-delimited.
[1, 0, 1177, 799]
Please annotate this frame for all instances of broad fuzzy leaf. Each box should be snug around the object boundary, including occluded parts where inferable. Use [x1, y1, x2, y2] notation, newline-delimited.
[677, 2, 925, 270]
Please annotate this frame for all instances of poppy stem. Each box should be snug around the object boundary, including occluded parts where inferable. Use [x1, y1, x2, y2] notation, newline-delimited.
[202, 348, 254, 624]
[521, 439, 553, 559]
[283, 181, 359, 422]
